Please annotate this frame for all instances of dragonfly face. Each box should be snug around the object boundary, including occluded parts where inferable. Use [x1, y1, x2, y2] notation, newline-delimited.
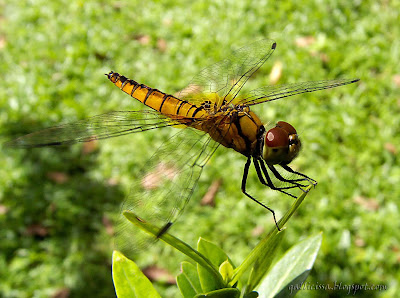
[262, 121, 301, 165]
[6, 39, 359, 256]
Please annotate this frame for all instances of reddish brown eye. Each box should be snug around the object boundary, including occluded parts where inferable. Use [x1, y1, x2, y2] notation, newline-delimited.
[276, 121, 297, 135]
[263, 122, 301, 164]
[265, 127, 289, 148]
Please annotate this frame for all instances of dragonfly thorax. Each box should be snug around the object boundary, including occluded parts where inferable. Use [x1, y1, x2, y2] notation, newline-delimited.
[261, 121, 301, 165]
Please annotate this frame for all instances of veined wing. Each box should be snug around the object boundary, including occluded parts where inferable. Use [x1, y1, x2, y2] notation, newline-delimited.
[178, 39, 276, 112]
[115, 126, 220, 258]
[238, 79, 360, 106]
[5, 110, 199, 148]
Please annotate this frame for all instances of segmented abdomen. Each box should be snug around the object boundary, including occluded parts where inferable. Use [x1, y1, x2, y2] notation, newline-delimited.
[106, 71, 208, 119]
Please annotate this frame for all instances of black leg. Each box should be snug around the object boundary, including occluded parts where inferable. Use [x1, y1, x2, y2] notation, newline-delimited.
[252, 157, 267, 185]
[281, 164, 317, 186]
[255, 158, 300, 193]
[241, 157, 281, 231]
[267, 163, 307, 184]
[266, 164, 308, 192]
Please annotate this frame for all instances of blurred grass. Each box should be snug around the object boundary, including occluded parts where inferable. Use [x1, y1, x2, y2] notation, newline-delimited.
[0, 0, 399, 297]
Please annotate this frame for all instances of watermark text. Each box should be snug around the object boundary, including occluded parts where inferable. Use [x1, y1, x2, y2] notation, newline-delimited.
[288, 281, 387, 295]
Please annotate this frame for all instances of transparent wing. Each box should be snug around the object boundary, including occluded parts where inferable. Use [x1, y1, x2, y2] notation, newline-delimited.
[115, 126, 220, 258]
[238, 79, 360, 106]
[5, 110, 196, 148]
[178, 39, 276, 112]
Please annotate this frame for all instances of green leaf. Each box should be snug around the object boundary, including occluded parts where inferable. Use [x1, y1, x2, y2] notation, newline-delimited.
[112, 250, 161, 298]
[219, 260, 234, 283]
[194, 288, 241, 298]
[257, 233, 323, 298]
[177, 261, 203, 298]
[197, 238, 233, 268]
[123, 211, 225, 287]
[245, 230, 285, 292]
[197, 238, 232, 292]
[275, 185, 313, 229]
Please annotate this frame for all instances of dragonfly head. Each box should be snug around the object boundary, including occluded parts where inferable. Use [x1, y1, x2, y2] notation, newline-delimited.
[262, 121, 301, 165]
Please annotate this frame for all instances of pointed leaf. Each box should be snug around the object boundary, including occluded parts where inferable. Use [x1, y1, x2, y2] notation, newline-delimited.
[275, 185, 313, 228]
[245, 229, 285, 292]
[230, 225, 285, 287]
[177, 261, 203, 297]
[219, 260, 234, 283]
[112, 250, 161, 298]
[197, 238, 233, 268]
[257, 233, 323, 298]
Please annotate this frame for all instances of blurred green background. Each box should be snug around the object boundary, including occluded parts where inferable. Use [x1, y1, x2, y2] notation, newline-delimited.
[1, 0, 399, 297]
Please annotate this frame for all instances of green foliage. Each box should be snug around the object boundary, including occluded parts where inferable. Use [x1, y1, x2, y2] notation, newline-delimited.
[177, 262, 203, 297]
[257, 233, 322, 298]
[113, 187, 320, 297]
[1, 0, 399, 297]
[112, 251, 161, 298]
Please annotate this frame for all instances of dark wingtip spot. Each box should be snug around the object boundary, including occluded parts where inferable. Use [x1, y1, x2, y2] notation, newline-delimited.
[156, 222, 173, 238]
[272, 42, 277, 49]
[136, 216, 146, 223]
[351, 78, 360, 83]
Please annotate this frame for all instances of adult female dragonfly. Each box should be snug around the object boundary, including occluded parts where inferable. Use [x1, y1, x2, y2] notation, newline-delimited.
[7, 40, 358, 256]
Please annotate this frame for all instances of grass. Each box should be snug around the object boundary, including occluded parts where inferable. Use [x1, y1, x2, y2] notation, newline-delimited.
[1, 0, 399, 297]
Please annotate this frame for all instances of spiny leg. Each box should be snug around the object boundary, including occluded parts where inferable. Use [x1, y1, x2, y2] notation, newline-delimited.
[280, 164, 317, 186]
[266, 163, 308, 192]
[267, 163, 308, 184]
[254, 158, 300, 193]
[241, 156, 281, 231]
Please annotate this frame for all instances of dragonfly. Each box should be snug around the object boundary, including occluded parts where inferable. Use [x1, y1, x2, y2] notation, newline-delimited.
[6, 39, 359, 257]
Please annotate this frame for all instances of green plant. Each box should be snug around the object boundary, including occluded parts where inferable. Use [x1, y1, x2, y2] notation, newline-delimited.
[112, 186, 322, 297]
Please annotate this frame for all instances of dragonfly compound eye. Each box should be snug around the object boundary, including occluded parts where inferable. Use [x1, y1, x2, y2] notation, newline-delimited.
[262, 122, 301, 165]
[276, 121, 297, 135]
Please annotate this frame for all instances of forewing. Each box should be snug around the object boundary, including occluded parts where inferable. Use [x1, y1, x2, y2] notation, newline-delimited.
[5, 110, 186, 148]
[178, 39, 276, 112]
[239, 79, 360, 106]
[114, 127, 220, 258]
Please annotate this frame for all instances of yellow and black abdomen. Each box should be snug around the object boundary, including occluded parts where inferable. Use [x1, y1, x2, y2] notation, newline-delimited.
[106, 71, 207, 119]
